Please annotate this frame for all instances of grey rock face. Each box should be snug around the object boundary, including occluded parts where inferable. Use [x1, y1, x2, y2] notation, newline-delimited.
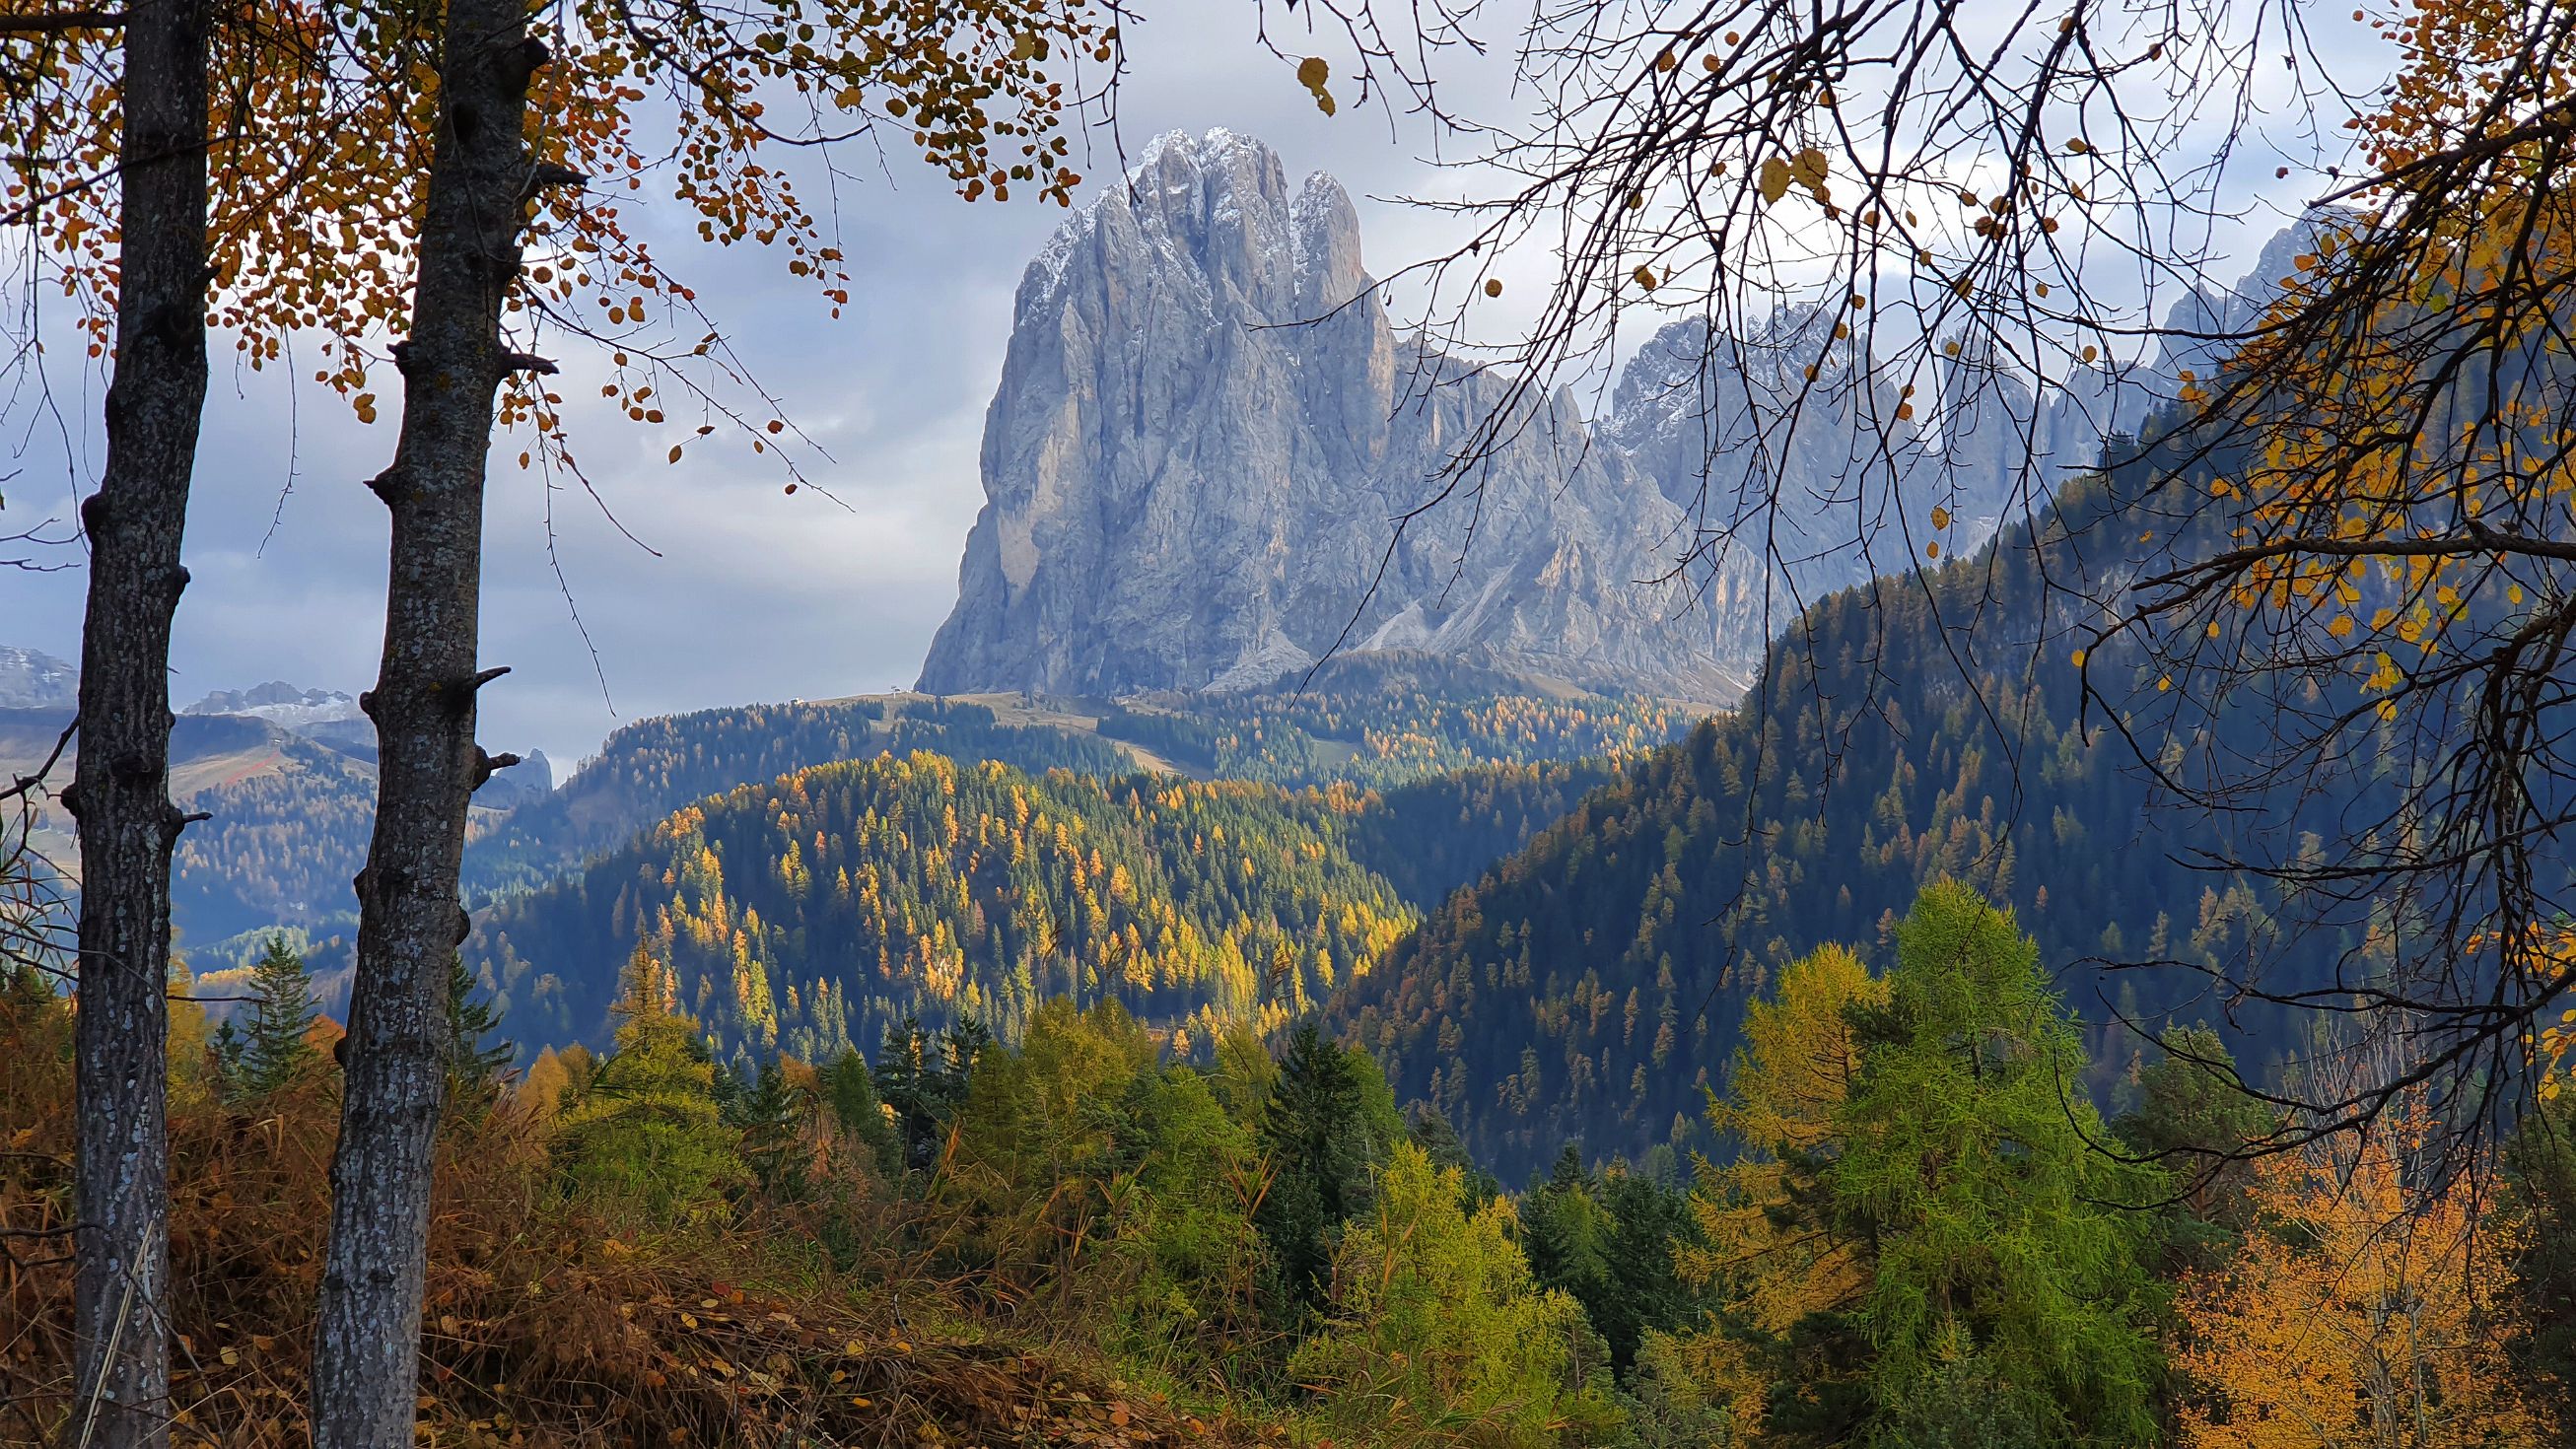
[1595, 312, 2170, 678]
[919, 129, 1741, 701]
[921, 130, 2291, 699]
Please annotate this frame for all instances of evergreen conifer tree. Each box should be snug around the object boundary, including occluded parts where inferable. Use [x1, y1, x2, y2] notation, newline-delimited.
[823, 1047, 896, 1171]
[210, 1019, 247, 1098]
[873, 1014, 989, 1175]
[1255, 1023, 1399, 1318]
[239, 935, 318, 1095]
[441, 955, 513, 1121]
[554, 945, 744, 1223]
[730, 1055, 809, 1196]
[1836, 884, 2165, 1445]
[2111, 1024, 2275, 1273]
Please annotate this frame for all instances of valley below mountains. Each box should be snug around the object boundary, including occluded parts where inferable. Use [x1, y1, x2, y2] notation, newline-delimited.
[9, 133, 2342, 1180]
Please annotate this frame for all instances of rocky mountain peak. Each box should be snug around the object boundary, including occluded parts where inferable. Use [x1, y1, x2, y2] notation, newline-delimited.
[1018, 128, 1364, 323]
[918, 134, 2321, 703]
[920, 130, 1738, 701]
[183, 681, 363, 730]
[0, 645, 77, 710]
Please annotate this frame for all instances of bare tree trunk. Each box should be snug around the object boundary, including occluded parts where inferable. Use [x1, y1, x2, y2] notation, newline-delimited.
[311, 1, 543, 1442]
[60, 3, 211, 1445]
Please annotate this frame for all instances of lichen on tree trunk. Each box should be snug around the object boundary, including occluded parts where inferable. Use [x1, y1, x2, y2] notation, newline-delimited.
[310, 1, 545, 1443]
[62, 3, 212, 1446]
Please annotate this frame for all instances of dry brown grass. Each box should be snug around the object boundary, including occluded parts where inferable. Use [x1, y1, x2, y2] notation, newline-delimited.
[0, 986, 1270, 1448]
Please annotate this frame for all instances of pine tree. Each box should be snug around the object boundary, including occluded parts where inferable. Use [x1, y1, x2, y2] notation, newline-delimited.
[1289, 1142, 1622, 1448]
[872, 1014, 989, 1176]
[553, 945, 743, 1224]
[1835, 884, 2164, 1446]
[210, 1019, 247, 1098]
[239, 935, 318, 1095]
[1254, 1022, 1400, 1319]
[729, 1055, 809, 1196]
[822, 1048, 896, 1172]
[441, 955, 513, 1122]
[2111, 1024, 2275, 1273]
[874, 1016, 940, 1174]
[2502, 1097, 2576, 1428]
[1520, 1146, 1704, 1373]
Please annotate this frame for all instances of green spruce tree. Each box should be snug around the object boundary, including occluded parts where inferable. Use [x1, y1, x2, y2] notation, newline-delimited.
[442, 955, 513, 1122]
[2503, 1095, 2576, 1427]
[822, 1047, 895, 1171]
[554, 945, 744, 1224]
[2110, 1023, 2275, 1273]
[211, 1018, 247, 1097]
[728, 1055, 809, 1197]
[1254, 1022, 1401, 1319]
[239, 935, 318, 1095]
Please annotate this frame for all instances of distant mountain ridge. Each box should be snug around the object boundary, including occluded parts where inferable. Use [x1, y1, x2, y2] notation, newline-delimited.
[918, 129, 2202, 701]
[182, 680, 363, 731]
[0, 647, 76, 710]
[918, 128, 1745, 702]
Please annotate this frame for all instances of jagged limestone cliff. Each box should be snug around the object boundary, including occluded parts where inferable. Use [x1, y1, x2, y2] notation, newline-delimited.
[918, 129, 1739, 700]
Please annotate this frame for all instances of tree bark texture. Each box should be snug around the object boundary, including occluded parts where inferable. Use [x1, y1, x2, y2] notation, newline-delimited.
[311, 2, 541, 1443]
[62, 2, 211, 1445]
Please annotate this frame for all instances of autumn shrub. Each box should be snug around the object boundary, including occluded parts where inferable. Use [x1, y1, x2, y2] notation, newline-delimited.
[0, 975, 1255, 1447]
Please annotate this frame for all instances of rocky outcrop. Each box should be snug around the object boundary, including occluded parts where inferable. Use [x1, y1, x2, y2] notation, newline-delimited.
[1595, 313, 2166, 676]
[920, 129, 2257, 700]
[918, 130, 1741, 701]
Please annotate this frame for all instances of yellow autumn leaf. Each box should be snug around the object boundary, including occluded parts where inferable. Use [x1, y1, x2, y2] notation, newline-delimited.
[1758, 156, 1793, 204]
[1930, 506, 1951, 529]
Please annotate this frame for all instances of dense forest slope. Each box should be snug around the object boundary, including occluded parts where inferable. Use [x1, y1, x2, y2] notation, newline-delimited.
[460, 696, 1143, 897]
[465, 753, 1424, 1060]
[141, 697, 1145, 952]
[33, 672, 1688, 968]
[462, 737, 1629, 1062]
[1329, 478, 2376, 1180]
[1, 709, 380, 942]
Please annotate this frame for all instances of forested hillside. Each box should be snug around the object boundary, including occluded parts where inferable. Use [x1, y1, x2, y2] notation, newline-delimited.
[468, 739, 1626, 1060]
[1331, 477, 2383, 1180]
[43, 680, 1689, 962]
[467, 753, 1426, 1060]
[461, 697, 1142, 895]
[1099, 684, 1688, 789]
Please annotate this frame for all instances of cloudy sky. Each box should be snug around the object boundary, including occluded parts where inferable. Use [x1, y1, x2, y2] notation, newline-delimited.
[0, 4, 2374, 769]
